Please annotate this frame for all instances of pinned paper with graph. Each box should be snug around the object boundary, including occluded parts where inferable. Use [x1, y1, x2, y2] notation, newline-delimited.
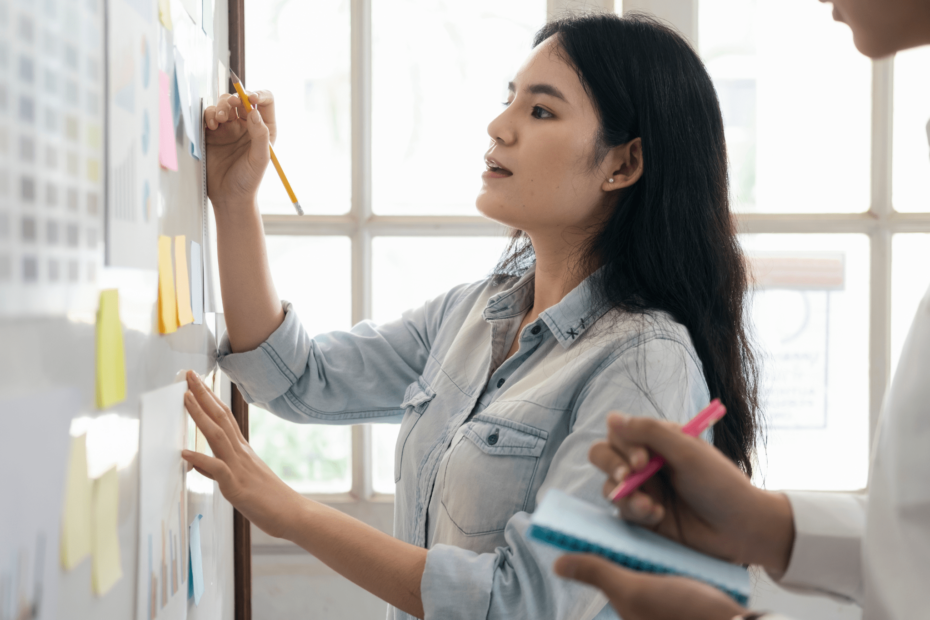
[0, 0, 105, 315]
[107, 0, 161, 269]
[138, 382, 190, 620]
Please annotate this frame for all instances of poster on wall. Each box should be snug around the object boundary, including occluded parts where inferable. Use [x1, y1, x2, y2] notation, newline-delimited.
[138, 382, 189, 620]
[0, 0, 106, 315]
[107, 0, 160, 269]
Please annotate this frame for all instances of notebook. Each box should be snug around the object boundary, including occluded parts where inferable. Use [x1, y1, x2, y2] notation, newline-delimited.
[529, 489, 751, 605]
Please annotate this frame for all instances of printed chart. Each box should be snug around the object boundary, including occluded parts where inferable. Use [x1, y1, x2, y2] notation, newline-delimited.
[107, 0, 160, 269]
[0, 0, 106, 315]
[138, 382, 189, 620]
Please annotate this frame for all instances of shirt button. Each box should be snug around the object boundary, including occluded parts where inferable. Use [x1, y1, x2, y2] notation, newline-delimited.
[488, 431, 499, 446]
[531, 325, 541, 335]
[497, 378, 505, 388]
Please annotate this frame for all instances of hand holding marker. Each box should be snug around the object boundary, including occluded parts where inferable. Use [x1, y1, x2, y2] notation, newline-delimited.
[229, 69, 303, 216]
[608, 399, 727, 501]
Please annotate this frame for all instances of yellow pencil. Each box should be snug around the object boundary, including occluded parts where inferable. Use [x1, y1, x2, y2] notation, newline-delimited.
[229, 69, 303, 216]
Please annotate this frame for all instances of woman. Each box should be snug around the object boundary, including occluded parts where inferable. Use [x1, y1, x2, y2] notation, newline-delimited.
[184, 12, 760, 620]
[555, 3, 930, 620]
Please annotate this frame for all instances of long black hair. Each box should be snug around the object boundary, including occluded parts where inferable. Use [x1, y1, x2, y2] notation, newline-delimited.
[494, 12, 761, 475]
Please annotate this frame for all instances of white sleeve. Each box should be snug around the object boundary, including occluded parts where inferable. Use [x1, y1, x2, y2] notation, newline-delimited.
[771, 491, 867, 603]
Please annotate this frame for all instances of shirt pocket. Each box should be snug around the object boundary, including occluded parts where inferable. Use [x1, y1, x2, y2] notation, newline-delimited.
[394, 377, 436, 483]
[441, 413, 548, 535]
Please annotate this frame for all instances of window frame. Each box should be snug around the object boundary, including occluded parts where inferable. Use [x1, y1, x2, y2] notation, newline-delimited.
[249, 0, 930, 512]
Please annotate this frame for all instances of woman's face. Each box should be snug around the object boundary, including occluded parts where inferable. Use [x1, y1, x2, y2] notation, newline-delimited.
[475, 37, 626, 247]
[823, 0, 930, 58]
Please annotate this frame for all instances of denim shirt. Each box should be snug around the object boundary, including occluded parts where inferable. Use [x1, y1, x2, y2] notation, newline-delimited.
[217, 266, 710, 620]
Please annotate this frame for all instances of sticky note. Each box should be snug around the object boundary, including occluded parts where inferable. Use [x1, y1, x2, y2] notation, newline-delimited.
[157, 236, 179, 334]
[174, 48, 197, 148]
[172, 67, 182, 131]
[190, 82, 203, 160]
[61, 434, 93, 569]
[159, 71, 178, 171]
[189, 514, 204, 605]
[190, 241, 203, 324]
[92, 466, 123, 595]
[174, 235, 194, 327]
[158, 0, 173, 29]
[96, 290, 127, 410]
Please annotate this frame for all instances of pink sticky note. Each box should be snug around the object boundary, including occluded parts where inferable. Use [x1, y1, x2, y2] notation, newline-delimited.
[159, 70, 178, 171]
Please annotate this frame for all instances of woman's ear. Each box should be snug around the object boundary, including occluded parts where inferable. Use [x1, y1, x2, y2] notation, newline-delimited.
[601, 137, 644, 192]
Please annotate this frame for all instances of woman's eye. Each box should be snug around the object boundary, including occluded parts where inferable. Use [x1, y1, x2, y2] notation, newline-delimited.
[531, 106, 553, 119]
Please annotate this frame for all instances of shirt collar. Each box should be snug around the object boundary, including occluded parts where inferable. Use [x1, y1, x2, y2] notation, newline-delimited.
[483, 264, 611, 349]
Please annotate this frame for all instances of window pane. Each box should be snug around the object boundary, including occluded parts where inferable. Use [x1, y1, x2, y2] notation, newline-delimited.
[891, 234, 930, 379]
[699, 0, 871, 213]
[743, 234, 869, 490]
[372, 0, 546, 215]
[250, 236, 353, 493]
[892, 48, 930, 213]
[246, 0, 350, 215]
[370, 235, 511, 493]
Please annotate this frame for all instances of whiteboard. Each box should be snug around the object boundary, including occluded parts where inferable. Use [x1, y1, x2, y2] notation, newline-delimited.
[0, 0, 236, 616]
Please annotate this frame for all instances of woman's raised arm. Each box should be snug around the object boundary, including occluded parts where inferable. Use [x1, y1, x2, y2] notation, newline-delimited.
[205, 90, 285, 352]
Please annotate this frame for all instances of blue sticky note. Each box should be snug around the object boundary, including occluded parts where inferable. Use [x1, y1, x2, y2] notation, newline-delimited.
[188, 548, 194, 599]
[189, 514, 204, 605]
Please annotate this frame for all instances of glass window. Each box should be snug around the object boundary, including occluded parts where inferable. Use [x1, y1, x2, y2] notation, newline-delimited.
[699, 0, 871, 213]
[250, 236, 353, 493]
[370, 235, 511, 494]
[891, 234, 930, 379]
[743, 234, 870, 491]
[892, 47, 930, 213]
[371, 0, 546, 215]
[246, 0, 351, 215]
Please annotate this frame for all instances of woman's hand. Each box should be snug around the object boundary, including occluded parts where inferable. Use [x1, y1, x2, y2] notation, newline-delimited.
[589, 413, 796, 576]
[204, 90, 276, 211]
[555, 554, 748, 620]
[181, 370, 302, 539]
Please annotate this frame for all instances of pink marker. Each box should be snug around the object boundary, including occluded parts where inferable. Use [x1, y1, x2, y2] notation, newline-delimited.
[607, 399, 727, 502]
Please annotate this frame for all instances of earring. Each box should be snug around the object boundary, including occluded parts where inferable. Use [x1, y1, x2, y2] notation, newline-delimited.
[608, 178, 615, 183]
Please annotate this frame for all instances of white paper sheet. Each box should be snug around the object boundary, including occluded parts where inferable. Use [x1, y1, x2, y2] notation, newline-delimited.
[137, 382, 189, 620]
[190, 241, 203, 324]
[174, 48, 197, 148]
[0, 388, 79, 620]
[107, 0, 161, 269]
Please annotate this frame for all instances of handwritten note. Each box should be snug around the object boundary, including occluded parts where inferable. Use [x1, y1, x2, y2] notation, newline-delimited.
[95, 290, 126, 410]
[158, 71, 178, 171]
[61, 434, 93, 569]
[157, 236, 179, 334]
[91, 466, 123, 595]
[174, 235, 194, 326]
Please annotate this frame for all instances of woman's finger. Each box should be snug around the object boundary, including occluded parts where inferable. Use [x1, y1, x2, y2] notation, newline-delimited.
[555, 554, 637, 603]
[588, 440, 631, 483]
[616, 490, 666, 526]
[606, 413, 654, 471]
[202, 379, 246, 441]
[204, 105, 219, 130]
[184, 389, 234, 459]
[187, 371, 242, 442]
[182, 449, 229, 483]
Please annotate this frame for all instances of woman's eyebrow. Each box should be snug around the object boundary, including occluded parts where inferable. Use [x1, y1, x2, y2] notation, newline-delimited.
[507, 81, 569, 103]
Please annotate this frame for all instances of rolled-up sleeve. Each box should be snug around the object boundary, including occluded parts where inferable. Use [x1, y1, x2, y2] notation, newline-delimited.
[774, 492, 867, 603]
[217, 284, 471, 424]
[420, 336, 709, 620]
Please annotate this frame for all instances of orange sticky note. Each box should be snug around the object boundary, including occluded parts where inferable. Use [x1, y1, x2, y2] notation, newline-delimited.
[157, 236, 179, 334]
[174, 235, 194, 326]
[96, 289, 127, 409]
[158, 71, 178, 171]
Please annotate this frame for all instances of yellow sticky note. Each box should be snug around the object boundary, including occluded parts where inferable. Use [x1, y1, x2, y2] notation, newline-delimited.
[61, 434, 93, 570]
[96, 289, 126, 409]
[91, 466, 123, 595]
[158, 236, 179, 334]
[158, 0, 173, 29]
[174, 235, 194, 327]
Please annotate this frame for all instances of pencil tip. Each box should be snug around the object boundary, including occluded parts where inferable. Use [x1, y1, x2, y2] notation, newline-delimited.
[294, 202, 304, 216]
[229, 68, 242, 85]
